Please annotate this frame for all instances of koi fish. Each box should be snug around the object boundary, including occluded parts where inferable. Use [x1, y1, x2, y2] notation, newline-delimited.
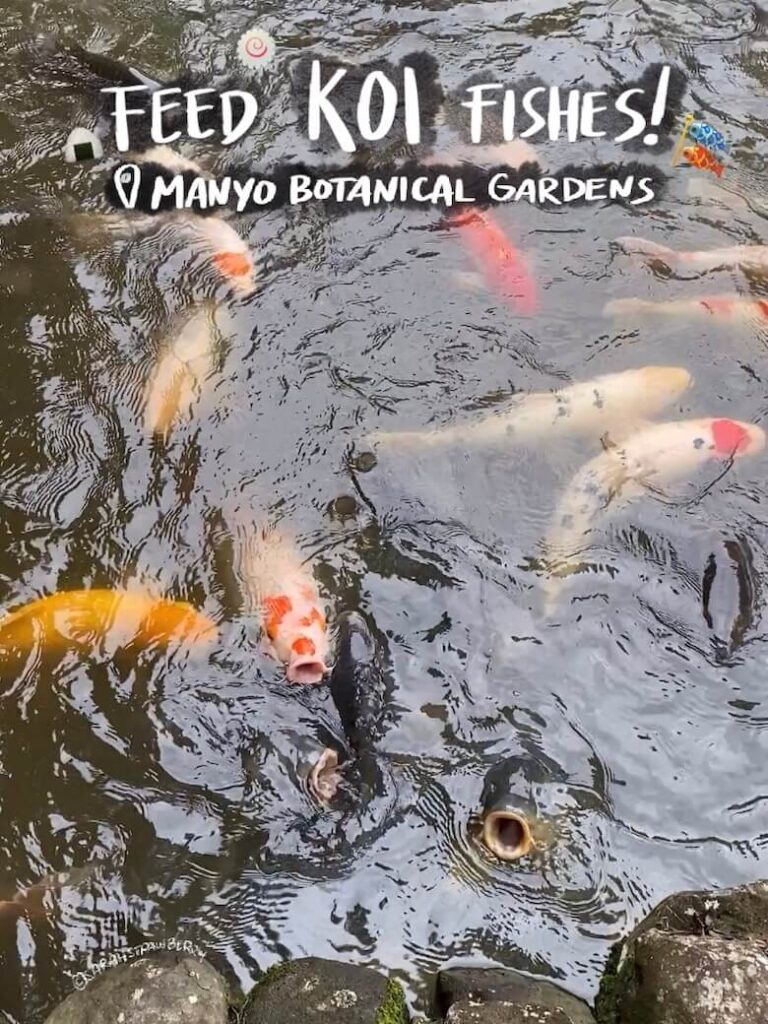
[447, 207, 537, 315]
[614, 237, 768, 273]
[543, 418, 766, 611]
[143, 300, 227, 438]
[366, 366, 692, 451]
[688, 120, 729, 156]
[604, 295, 768, 322]
[0, 863, 104, 919]
[234, 525, 330, 684]
[0, 590, 217, 652]
[683, 143, 725, 178]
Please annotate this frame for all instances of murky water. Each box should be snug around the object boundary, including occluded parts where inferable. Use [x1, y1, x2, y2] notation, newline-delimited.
[1, 1, 768, 1020]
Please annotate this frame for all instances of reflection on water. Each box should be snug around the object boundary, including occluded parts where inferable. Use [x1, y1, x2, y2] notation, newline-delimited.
[1, 0, 768, 1020]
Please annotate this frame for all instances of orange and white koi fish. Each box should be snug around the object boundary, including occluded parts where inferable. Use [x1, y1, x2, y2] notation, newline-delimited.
[543, 418, 765, 611]
[604, 295, 768, 322]
[367, 366, 691, 451]
[143, 300, 228, 438]
[447, 207, 537, 315]
[615, 237, 768, 273]
[235, 525, 330, 685]
[0, 589, 216, 652]
[172, 214, 258, 296]
[682, 143, 725, 178]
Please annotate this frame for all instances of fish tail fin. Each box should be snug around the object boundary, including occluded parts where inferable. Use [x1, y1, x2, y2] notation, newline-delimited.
[143, 356, 195, 438]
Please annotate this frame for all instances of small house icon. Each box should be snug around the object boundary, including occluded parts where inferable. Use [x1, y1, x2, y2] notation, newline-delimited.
[64, 127, 104, 163]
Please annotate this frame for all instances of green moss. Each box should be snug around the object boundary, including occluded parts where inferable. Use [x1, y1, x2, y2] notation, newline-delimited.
[375, 977, 409, 1024]
[594, 941, 630, 1024]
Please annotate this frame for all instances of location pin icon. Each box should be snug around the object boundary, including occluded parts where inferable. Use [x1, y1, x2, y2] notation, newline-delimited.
[113, 163, 141, 209]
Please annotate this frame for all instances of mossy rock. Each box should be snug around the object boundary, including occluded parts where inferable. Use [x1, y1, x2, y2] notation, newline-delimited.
[436, 968, 594, 1023]
[596, 881, 768, 1024]
[241, 958, 408, 1024]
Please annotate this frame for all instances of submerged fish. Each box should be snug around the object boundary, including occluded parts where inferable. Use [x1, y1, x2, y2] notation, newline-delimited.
[447, 207, 536, 315]
[604, 295, 768, 322]
[0, 863, 103, 919]
[367, 366, 692, 451]
[234, 525, 330, 685]
[0, 589, 217, 652]
[683, 143, 725, 178]
[143, 300, 226, 438]
[688, 120, 729, 156]
[543, 418, 766, 610]
[615, 237, 768, 273]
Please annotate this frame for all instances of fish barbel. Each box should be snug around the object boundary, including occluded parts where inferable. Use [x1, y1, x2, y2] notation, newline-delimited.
[604, 295, 768, 322]
[366, 366, 692, 450]
[615, 237, 768, 273]
[543, 418, 765, 611]
[0, 589, 217, 652]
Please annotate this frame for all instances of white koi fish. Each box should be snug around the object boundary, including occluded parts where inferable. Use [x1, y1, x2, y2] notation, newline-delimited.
[143, 300, 228, 438]
[543, 417, 765, 611]
[615, 236, 768, 273]
[604, 295, 768, 323]
[366, 367, 692, 451]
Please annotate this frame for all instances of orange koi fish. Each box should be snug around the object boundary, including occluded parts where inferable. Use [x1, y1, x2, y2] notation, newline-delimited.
[447, 208, 537, 315]
[0, 590, 217, 653]
[234, 525, 330, 685]
[682, 143, 725, 178]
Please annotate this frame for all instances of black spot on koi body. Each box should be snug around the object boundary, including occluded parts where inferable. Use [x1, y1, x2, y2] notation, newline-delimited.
[592, 389, 604, 409]
[554, 395, 571, 419]
[693, 437, 706, 449]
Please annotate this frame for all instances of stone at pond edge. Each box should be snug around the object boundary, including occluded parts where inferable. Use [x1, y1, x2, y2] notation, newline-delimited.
[241, 958, 409, 1024]
[43, 953, 229, 1024]
[595, 880, 768, 1024]
[435, 968, 594, 1023]
[447, 1002, 582, 1023]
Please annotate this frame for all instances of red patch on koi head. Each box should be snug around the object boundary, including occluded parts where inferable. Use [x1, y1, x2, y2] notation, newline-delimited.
[291, 636, 316, 656]
[711, 418, 750, 455]
[757, 300, 768, 320]
[299, 608, 325, 629]
[263, 595, 292, 640]
[213, 251, 251, 278]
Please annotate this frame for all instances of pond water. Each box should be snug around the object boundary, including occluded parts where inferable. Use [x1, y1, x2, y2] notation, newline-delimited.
[1, 1, 767, 1020]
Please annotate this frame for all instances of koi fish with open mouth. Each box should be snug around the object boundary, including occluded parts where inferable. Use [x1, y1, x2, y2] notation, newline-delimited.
[234, 524, 330, 685]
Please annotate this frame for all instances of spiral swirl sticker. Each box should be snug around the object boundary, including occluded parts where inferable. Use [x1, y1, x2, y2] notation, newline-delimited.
[236, 28, 276, 69]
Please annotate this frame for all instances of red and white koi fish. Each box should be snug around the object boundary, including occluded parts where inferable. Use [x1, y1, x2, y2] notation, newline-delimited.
[143, 300, 228, 438]
[604, 295, 768, 322]
[367, 366, 692, 450]
[543, 418, 765, 611]
[615, 237, 768, 273]
[447, 207, 537, 315]
[235, 525, 330, 685]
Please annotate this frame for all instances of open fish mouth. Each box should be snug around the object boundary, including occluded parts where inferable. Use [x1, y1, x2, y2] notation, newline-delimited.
[481, 808, 534, 861]
[287, 656, 329, 685]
